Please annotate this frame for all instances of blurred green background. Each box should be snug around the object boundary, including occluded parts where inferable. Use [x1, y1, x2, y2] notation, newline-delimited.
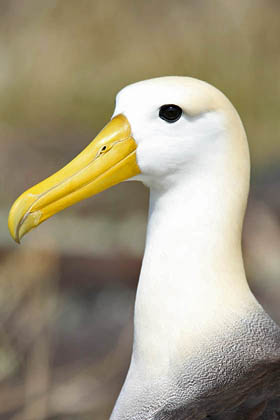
[0, 1, 279, 419]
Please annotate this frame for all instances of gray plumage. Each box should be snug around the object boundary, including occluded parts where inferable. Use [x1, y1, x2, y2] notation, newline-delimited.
[112, 308, 280, 419]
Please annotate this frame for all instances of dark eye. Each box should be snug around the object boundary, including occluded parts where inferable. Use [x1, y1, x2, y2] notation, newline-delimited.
[159, 104, 182, 123]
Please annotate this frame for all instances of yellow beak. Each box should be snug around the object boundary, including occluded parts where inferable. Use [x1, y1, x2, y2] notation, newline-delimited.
[8, 114, 140, 243]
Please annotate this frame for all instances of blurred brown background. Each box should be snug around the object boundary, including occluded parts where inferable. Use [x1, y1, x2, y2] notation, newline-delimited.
[0, 1, 280, 419]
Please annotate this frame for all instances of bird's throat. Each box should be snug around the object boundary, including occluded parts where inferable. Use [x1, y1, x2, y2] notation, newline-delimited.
[133, 171, 257, 368]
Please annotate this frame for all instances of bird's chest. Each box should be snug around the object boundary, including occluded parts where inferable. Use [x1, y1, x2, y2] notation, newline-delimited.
[114, 309, 280, 420]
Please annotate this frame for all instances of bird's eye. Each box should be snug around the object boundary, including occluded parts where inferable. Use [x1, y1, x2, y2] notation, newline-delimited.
[159, 104, 182, 123]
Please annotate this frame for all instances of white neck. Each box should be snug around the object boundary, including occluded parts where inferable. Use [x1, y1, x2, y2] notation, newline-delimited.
[132, 140, 258, 371]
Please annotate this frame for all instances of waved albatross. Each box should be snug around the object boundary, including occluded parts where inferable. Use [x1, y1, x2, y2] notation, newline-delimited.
[8, 77, 280, 419]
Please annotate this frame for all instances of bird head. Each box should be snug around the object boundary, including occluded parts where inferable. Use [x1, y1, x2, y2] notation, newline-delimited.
[8, 76, 248, 242]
